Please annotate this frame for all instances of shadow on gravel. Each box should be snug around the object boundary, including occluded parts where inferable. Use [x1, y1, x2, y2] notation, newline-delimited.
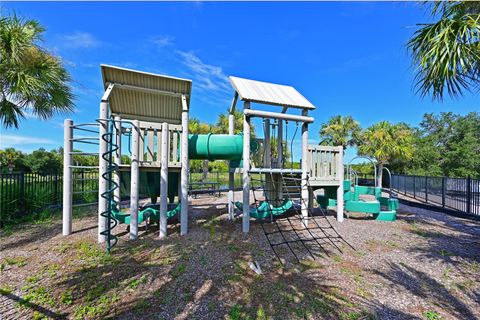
[373, 262, 478, 320]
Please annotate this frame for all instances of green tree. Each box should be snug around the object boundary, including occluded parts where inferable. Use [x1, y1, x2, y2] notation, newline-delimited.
[358, 121, 414, 187]
[0, 148, 26, 172]
[213, 109, 254, 135]
[408, 2, 480, 100]
[25, 148, 62, 174]
[0, 15, 74, 128]
[319, 115, 361, 151]
[403, 112, 480, 178]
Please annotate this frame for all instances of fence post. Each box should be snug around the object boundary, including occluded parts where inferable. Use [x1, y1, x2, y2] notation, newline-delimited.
[54, 172, 59, 205]
[466, 175, 471, 214]
[20, 171, 25, 213]
[442, 177, 446, 208]
[413, 176, 416, 199]
[425, 176, 428, 203]
[81, 171, 85, 195]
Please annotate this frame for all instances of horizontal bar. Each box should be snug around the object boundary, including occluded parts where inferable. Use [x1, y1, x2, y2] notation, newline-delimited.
[70, 152, 98, 156]
[244, 109, 314, 123]
[73, 190, 98, 194]
[73, 127, 99, 134]
[249, 168, 303, 174]
[72, 137, 99, 141]
[70, 165, 99, 169]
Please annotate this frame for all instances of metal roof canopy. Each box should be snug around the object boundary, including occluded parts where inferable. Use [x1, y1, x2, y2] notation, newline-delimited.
[229, 76, 316, 110]
[101, 65, 192, 123]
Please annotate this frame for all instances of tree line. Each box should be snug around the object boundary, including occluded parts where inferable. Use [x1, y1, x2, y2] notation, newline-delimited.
[320, 112, 480, 185]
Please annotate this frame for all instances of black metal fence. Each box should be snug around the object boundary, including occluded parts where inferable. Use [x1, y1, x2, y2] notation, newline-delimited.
[391, 174, 480, 216]
[0, 171, 99, 224]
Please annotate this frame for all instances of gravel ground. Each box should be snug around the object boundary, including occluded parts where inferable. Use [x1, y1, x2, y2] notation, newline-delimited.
[1, 191, 479, 320]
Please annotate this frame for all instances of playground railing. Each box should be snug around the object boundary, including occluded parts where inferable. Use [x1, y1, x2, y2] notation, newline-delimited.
[391, 174, 480, 216]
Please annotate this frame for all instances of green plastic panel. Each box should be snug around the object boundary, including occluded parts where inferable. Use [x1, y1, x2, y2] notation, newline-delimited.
[345, 200, 380, 214]
[373, 210, 397, 221]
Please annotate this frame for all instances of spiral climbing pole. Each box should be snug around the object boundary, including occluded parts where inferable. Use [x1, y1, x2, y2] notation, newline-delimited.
[98, 118, 120, 253]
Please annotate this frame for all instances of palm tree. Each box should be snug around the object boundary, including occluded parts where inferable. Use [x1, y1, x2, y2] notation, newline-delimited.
[358, 121, 414, 188]
[0, 15, 74, 128]
[214, 109, 255, 136]
[319, 115, 361, 151]
[408, 1, 480, 100]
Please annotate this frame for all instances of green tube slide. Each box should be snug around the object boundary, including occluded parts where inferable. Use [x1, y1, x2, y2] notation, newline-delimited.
[188, 134, 258, 161]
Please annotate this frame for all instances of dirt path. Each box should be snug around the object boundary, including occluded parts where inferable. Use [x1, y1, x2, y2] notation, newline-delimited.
[1, 194, 479, 320]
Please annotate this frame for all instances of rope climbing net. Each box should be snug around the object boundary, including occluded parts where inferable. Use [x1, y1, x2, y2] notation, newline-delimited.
[249, 170, 352, 264]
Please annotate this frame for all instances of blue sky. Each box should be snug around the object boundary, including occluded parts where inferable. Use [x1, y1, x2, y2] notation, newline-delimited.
[1, 2, 478, 162]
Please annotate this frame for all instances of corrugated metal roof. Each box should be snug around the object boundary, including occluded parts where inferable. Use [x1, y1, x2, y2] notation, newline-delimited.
[101, 65, 192, 123]
[229, 76, 315, 110]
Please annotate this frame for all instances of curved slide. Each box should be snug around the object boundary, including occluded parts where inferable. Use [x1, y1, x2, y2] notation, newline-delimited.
[234, 199, 293, 220]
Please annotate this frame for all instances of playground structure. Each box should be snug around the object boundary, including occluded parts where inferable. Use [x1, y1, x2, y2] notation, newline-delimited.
[316, 157, 399, 221]
[61, 65, 392, 256]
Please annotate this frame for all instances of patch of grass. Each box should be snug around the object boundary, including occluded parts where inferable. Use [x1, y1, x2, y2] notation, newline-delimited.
[340, 310, 376, 320]
[60, 289, 73, 305]
[442, 267, 452, 282]
[73, 293, 119, 320]
[203, 216, 221, 237]
[333, 255, 343, 263]
[227, 243, 239, 252]
[0, 285, 13, 295]
[43, 263, 60, 278]
[20, 286, 56, 309]
[75, 241, 114, 266]
[171, 263, 187, 279]
[299, 259, 322, 271]
[439, 249, 452, 258]
[128, 274, 148, 289]
[2, 256, 27, 269]
[424, 310, 441, 320]
[228, 304, 251, 320]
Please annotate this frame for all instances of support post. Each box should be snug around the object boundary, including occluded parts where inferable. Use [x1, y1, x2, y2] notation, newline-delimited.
[63, 119, 73, 236]
[336, 147, 344, 222]
[98, 101, 109, 243]
[129, 120, 140, 240]
[180, 96, 189, 235]
[160, 122, 169, 238]
[264, 119, 271, 168]
[301, 110, 309, 226]
[277, 120, 283, 168]
[113, 115, 122, 205]
[228, 112, 235, 220]
[242, 101, 251, 233]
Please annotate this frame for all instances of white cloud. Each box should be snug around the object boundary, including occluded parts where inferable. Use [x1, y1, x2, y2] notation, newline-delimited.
[175, 50, 231, 95]
[151, 35, 175, 48]
[60, 31, 102, 49]
[1, 135, 56, 149]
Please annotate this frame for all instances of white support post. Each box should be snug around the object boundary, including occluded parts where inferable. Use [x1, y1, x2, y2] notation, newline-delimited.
[62, 119, 73, 236]
[180, 96, 189, 235]
[242, 101, 251, 233]
[301, 109, 309, 227]
[130, 120, 140, 240]
[98, 101, 109, 243]
[228, 113, 235, 220]
[336, 147, 344, 222]
[160, 122, 169, 238]
[277, 120, 283, 168]
[264, 119, 271, 168]
[113, 115, 122, 205]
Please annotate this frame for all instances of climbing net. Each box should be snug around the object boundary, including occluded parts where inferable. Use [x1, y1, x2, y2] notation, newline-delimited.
[249, 170, 352, 264]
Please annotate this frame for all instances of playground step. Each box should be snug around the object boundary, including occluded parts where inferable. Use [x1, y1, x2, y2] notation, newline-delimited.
[345, 200, 380, 214]
[372, 210, 397, 222]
